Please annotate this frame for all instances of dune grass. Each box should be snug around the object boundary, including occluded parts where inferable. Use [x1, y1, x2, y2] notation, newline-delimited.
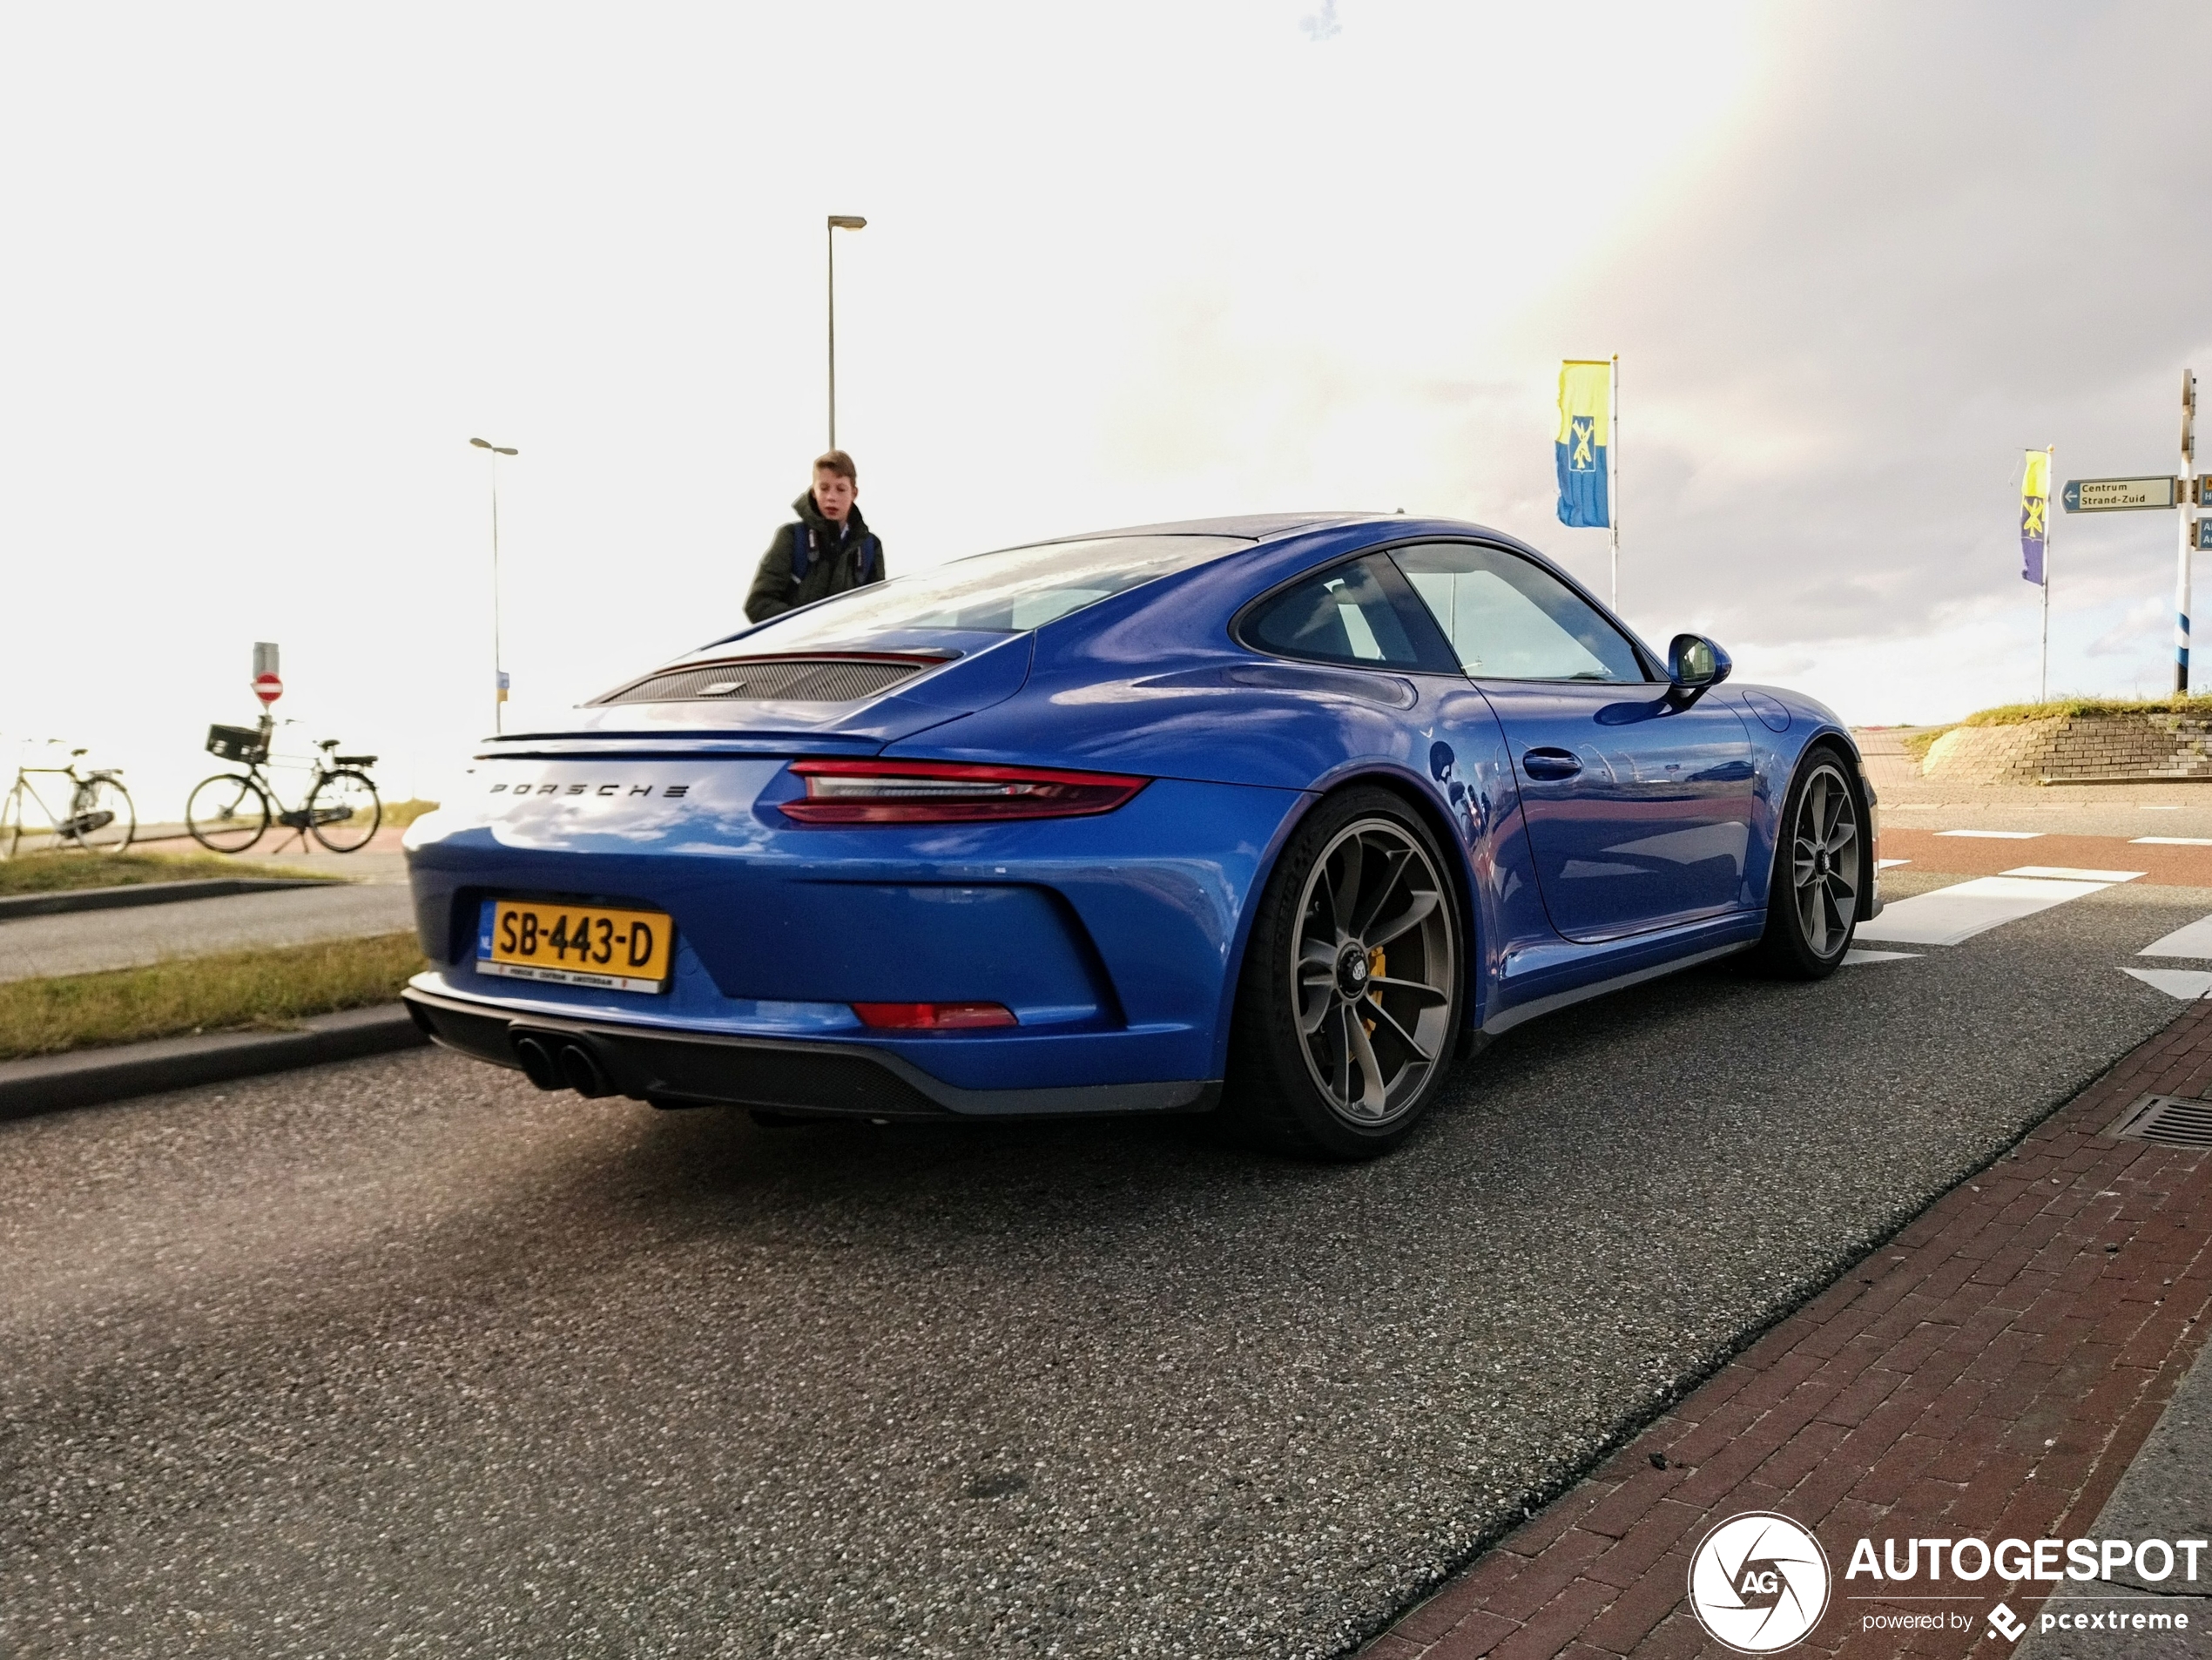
[1899, 695, 2212, 762]
[1951, 694, 2212, 728]
[0, 848, 338, 897]
[0, 932, 427, 1060]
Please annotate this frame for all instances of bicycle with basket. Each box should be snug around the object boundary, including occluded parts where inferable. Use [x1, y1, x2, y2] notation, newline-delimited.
[187, 714, 382, 854]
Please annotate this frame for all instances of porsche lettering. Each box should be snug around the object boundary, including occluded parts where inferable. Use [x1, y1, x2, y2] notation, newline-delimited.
[485, 782, 692, 798]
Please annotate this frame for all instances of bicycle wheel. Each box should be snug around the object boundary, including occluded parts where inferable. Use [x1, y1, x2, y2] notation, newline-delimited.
[307, 768, 381, 853]
[187, 773, 271, 853]
[0, 783, 24, 860]
[67, 776, 135, 852]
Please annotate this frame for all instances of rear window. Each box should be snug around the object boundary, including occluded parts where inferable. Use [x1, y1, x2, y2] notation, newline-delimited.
[1241, 554, 1427, 669]
[735, 534, 1251, 648]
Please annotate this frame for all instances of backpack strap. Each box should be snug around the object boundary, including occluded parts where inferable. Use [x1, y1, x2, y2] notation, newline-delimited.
[791, 524, 878, 586]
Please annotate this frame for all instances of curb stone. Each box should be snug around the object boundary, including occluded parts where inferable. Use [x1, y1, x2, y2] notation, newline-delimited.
[0, 877, 334, 921]
[0, 1004, 428, 1121]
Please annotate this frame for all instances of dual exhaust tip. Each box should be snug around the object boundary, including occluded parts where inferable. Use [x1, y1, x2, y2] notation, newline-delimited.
[511, 1031, 614, 1098]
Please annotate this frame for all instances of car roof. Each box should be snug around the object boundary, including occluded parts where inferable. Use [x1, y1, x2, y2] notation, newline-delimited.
[1024, 512, 1382, 544]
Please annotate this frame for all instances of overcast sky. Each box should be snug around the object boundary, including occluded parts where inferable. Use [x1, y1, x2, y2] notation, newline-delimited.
[5, 2, 2209, 815]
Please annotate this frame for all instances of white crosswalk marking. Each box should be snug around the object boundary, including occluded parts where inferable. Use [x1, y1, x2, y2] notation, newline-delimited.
[2121, 967, 2212, 1000]
[1855, 875, 2116, 947]
[2133, 836, 2212, 846]
[1842, 948, 1919, 965]
[2000, 866, 2145, 882]
[2139, 914, 2212, 957]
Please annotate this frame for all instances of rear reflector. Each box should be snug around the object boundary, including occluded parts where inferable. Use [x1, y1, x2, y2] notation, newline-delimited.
[851, 1001, 1018, 1030]
[782, 759, 1148, 824]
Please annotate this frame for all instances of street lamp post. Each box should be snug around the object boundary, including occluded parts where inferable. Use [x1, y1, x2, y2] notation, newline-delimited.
[826, 215, 867, 449]
[469, 437, 519, 732]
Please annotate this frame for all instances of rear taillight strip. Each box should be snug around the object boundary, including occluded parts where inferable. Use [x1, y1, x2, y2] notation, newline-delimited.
[780, 759, 1148, 825]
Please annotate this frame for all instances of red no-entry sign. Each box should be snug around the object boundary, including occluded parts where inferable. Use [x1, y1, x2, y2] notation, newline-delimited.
[253, 672, 283, 706]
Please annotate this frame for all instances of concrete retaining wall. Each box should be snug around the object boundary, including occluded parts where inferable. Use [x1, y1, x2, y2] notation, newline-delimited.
[1920, 712, 2212, 783]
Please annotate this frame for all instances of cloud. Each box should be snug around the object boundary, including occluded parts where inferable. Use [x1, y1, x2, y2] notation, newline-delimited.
[1301, 1, 1342, 44]
[3, 0, 2205, 805]
[2088, 596, 2168, 658]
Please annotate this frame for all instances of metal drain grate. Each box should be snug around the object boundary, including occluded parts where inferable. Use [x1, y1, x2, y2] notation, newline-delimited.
[2104, 1093, 2212, 1148]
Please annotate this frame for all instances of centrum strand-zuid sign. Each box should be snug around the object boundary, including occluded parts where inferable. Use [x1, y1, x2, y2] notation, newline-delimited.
[2061, 476, 2181, 512]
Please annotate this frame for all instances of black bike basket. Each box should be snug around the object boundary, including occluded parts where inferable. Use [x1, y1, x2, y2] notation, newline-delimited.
[206, 724, 270, 764]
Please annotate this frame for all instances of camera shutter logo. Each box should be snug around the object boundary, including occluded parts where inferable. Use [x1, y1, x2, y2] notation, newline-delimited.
[1686, 1512, 1831, 1653]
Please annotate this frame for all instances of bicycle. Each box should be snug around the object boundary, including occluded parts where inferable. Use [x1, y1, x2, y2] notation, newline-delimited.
[1, 741, 137, 859]
[185, 715, 382, 854]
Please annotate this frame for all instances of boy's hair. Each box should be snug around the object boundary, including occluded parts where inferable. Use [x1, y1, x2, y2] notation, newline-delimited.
[813, 449, 857, 484]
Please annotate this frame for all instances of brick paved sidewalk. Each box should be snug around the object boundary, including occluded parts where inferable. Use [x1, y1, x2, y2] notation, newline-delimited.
[1366, 1001, 2212, 1659]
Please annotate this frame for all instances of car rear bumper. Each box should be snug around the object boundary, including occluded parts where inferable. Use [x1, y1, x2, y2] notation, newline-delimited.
[401, 981, 1219, 1119]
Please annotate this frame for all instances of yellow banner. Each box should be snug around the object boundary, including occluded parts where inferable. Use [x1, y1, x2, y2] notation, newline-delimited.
[1556, 361, 1610, 448]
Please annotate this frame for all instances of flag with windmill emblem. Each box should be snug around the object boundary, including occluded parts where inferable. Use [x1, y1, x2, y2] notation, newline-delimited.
[2020, 449, 2049, 584]
[1555, 361, 1610, 529]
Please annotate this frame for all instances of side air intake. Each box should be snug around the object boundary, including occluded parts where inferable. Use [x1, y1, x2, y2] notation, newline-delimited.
[593, 655, 944, 706]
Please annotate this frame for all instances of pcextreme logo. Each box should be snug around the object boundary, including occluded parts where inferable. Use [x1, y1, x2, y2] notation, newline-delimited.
[1687, 1513, 1831, 1653]
[1683, 1516, 2209, 1652]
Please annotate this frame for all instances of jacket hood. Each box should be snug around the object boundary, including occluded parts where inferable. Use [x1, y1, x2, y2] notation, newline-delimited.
[792, 489, 869, 539]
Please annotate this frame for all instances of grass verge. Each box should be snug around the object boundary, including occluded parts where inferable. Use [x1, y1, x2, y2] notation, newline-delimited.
[0, 848, 338, 897]
[381, 798, 441, 828]
[0, 932, 427, 1060]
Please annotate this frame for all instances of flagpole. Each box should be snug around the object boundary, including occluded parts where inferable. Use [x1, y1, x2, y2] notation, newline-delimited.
[1608, 353, 1621, 611]
[2040, 443, 2053, 704]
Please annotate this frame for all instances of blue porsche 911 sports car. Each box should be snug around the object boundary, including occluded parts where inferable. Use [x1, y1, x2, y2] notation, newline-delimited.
[401, 514, 1879, 1158]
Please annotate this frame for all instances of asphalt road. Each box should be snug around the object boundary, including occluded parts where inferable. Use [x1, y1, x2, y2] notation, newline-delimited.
[4, 862, 2209, 1658]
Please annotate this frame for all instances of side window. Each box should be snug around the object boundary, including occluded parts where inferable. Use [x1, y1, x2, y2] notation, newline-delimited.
[1243, 555, 1426, 669]
[1389, 543, 1649, 683]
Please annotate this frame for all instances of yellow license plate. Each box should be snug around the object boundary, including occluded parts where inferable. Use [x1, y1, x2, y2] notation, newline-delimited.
[477, 898, 675, 994]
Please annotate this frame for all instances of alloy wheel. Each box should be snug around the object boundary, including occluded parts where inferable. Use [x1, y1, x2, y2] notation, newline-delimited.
[1791, 761, 1859, 956]
[1291, 817, 1456, 1125]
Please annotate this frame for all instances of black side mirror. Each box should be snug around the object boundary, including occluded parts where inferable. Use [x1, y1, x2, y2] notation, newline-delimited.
[1667, 633, 1732, 697]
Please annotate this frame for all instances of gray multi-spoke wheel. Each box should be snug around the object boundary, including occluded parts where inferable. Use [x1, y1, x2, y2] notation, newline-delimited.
[1292, 819, 1456, 1123]
[1226, 787, 1463, 1159]
[1760, 750, 1862, 977]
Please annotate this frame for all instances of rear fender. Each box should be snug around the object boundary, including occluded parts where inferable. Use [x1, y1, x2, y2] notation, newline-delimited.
[1209, 760, 1487, 1076]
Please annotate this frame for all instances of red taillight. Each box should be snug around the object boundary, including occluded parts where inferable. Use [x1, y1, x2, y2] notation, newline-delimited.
[781, 759, 1149, 825]
[852, 1001, 1018, 1029]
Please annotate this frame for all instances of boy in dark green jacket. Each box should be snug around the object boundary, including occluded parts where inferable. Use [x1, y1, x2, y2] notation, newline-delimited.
[744, 449, 886, 623]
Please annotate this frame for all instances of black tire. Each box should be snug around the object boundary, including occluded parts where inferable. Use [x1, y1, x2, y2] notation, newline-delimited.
[0, 784, 24, 860]
[1758, 746, 1866, 979]
[187, 773, 271, 854]
[307, 768, 381, 853]
[1222, 786, 1465, 1160]
[67, 776, 134, 852]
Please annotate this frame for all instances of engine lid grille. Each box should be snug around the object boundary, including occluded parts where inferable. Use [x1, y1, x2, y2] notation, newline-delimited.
[595, 656, 942, 706]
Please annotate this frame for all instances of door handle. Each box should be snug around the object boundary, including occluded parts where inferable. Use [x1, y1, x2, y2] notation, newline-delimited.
[1521, 747, 1583, 781]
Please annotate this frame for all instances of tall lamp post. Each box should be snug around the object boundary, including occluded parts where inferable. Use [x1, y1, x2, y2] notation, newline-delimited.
[826, 214, 867, 449]
[469, 437, 519, 732]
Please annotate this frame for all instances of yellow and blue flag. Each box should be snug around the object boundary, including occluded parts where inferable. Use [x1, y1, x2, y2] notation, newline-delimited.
[2020, 449, 2049, 584]
[1556, 361, 1610, 528]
